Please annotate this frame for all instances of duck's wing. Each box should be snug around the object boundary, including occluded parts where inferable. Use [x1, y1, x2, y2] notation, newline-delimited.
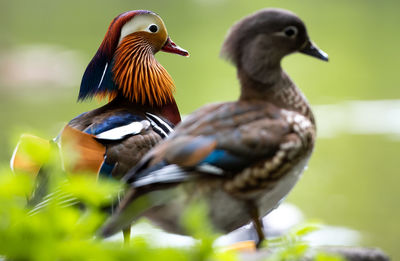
[63, 110, 174, 178]
[100, 102, 315, 237]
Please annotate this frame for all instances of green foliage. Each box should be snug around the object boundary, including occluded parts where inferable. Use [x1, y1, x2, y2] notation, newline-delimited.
[14, 134, 51, 167]
[0, 144, 344, 261]
[0, 163, 239, 261]
[0, 164, 347, 261]
[314, 253, 345, 261]
[60, 175, 121, 207]
[264, 223, 345, 261]
[181, 201, 225, 261]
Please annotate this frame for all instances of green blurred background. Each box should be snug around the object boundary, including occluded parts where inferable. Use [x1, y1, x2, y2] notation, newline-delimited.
[0, 0, 399, 259]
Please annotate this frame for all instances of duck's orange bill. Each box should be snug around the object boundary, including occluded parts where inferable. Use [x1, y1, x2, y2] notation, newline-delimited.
[161, 37, 189, 57]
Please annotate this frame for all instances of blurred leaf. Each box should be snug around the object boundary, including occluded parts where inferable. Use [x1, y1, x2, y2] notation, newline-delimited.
[60, 174, 122, 206]
[294, 223, 321, 237]
[11, 134, 51, 175]
[181, 201, 219, 261]
[314, 252, 346, 261]
[181, 200, 216, 240]
[0, 168, 33, 197]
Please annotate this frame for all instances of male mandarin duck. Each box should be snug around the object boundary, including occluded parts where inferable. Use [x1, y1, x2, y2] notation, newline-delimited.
[63, 10, 188, 179]
[11, 10, 188, 180]
[100, 8, 328, 246]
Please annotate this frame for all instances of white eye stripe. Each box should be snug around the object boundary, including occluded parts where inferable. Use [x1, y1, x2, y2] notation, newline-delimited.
[118, 15, 162, 44]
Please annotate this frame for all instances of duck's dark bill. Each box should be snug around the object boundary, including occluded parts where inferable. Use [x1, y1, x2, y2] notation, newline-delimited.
[299, 41, 328, 61]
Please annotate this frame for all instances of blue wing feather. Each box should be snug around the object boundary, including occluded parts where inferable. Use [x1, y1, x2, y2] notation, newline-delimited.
[126, 149, 252, 187]
[199, 149, 251, 172]
[98, 157, 115, 178]
[84, 113, 145, 135]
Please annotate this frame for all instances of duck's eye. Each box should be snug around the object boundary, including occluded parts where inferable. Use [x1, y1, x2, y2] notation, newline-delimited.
[148, 24, 158, 33]
[283, 26, 298, 38]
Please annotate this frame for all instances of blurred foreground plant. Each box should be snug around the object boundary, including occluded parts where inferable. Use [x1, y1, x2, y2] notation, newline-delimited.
[264, 223, 344, 261]
[0, 163, 238, 261]
[1, 135, 344, 261]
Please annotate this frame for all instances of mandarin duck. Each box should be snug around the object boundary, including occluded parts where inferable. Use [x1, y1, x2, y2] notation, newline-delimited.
[11, 10, 188, 179]
[63, 10, 188, 179]
[100, 8, 328, 246]
[10, 10, 188, 242]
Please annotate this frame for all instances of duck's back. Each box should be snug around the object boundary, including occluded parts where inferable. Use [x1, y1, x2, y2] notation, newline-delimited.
[63, 99, 174, 178]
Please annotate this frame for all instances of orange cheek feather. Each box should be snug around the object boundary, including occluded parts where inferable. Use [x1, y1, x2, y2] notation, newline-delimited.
[112, 33, 175, 107]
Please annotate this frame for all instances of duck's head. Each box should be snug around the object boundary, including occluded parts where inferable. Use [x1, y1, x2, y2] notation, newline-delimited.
[79, 10, 188, 106]
[221, 8, 327, 83]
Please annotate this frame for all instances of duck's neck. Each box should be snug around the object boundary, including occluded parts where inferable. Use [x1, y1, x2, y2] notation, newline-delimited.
[109, 34, 181, 125]
[159, 100, 181, 125]
[112, 34, 175, 107]
[238, 67, 313, 120]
